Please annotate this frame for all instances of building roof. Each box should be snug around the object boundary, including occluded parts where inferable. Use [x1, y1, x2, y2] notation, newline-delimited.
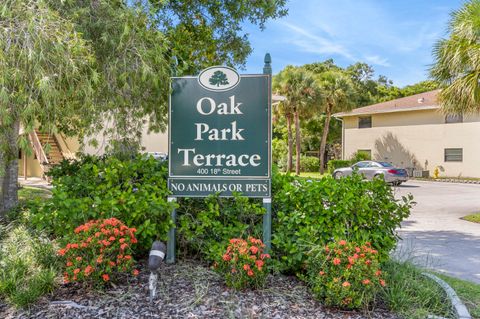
[334, 89, 440, 117]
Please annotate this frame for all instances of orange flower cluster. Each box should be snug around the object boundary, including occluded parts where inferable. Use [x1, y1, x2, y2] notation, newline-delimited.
[321, 241, 385, 289]
[309, 239, 386, 309]
[58, 218, 139, 285]
[215, 237, 271, 290]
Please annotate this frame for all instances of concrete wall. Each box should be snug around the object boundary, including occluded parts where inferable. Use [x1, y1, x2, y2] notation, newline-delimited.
[81, 128, 168, 155]
[342, 109, 480, 178]
[18, 152, 43, 178]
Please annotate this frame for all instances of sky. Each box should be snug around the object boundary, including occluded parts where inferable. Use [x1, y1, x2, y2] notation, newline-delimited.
[243, 0, 464, 87]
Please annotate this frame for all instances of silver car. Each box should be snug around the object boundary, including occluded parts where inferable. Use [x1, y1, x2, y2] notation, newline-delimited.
[332, 161, 408, 185]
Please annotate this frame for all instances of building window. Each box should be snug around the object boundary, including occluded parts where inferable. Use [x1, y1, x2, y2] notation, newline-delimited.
[445, 114, 463, 123]
[358, 116, 372, 128]
[444, 148, 463, 162]
[356, 149, 371, 160]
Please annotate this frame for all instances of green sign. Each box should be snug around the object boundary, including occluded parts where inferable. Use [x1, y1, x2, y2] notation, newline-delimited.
[168, 66, 271, 197]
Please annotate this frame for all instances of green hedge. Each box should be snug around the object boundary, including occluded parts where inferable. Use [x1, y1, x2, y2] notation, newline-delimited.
[271, 172, 413, 273]
[30, 155, 175, 251]
[176, 194, 265, 262]
[30, 156, 412, 275]
[291, 155, 320, 172]
[327, 159, 352, 174]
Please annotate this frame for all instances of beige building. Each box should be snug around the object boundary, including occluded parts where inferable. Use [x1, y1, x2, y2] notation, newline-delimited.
[334, 90, 480, 178]
[19, 129, 168, 179]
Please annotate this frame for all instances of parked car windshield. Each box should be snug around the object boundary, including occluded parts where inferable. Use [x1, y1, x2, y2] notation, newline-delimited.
[378, 162, 393, 167]
[352, 161, 369, 168]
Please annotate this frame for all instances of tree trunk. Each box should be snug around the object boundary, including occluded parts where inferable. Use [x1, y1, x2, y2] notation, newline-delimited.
[286, 114, 293, 173]
[319, 105, 332, 174]
[294, 111, 301, 175]
[0, 119, 20, 219]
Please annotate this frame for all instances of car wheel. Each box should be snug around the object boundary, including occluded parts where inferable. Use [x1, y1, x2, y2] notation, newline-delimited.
[374, 174, 385, 181]
[333, 172, 343, 180]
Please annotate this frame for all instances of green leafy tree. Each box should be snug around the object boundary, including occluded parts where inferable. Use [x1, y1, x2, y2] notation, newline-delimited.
[401, 80, 439, 96]
[43, 0, 287, 152]
[430, 0, 480, 114]
[0, 0, 288, 215]
[273, 66, 320, 174]
[304, 59, 341, 74]
[301, 115, 342, 156]
[151, 0, 288, 76]
[316, 71, 355, 173]
[45, 0, 171, 154]
[209, 71, 229, 87]
[346, 62, 379, 106]
[0, 0, 95, 217]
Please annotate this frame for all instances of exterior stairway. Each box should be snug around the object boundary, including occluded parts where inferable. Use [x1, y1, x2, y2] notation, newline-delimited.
[27, 130, 65, 180]
[35, 131, 64, 165]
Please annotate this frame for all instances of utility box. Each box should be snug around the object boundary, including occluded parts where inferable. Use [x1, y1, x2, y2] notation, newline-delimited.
[413, 170, 429, 178]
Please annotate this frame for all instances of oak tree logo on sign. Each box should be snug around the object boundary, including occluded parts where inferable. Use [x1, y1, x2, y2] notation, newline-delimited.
[198, 66, 240, 92]
[209, 70, 229, 87]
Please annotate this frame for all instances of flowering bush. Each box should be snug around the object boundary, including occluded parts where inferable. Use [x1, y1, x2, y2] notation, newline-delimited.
[58, 218, 139, 286]
[32, 155, 175, 253]
[213, 237, 271, 290]
[272, 172, 413, 274]
[306, 240, 386, 309]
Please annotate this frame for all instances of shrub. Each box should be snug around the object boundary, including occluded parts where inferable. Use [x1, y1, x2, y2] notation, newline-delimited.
[272, 138, 288, 170]
[350, 150, 371, 162]
[31, 155, 175, 251]
[0, 224, 58, 307]
[298, 155, 320, 172]
[58, 218, 138, 286]
[302, 156, 320, 172]
[305, 240, 385, 309]
[272, 173, 413, 273]
[327, 159, 352, 174]
[177, 194, 265, 262]
[213, 237, 271, 290]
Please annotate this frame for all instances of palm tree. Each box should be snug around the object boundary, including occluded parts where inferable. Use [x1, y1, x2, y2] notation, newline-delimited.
[316, 70, 355, 174]
[430, 0, 480, 114]
[273, 66, 320, 174]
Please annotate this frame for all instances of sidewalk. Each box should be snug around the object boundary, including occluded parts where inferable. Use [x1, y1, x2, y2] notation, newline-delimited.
[18, 177, 52, 190]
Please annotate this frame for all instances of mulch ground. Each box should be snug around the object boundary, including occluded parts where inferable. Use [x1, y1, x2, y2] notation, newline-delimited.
[1, 260, 399, 319]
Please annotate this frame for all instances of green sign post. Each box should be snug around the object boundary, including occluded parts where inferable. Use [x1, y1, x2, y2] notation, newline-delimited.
[166, 54, 273, 263]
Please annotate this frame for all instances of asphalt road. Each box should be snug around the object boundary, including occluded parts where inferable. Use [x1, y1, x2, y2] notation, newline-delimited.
[395, 180, 480, 283]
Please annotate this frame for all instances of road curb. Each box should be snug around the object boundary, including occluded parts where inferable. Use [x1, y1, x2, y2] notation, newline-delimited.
[413, 178, 480, 184]
[422, 273, 471, 319]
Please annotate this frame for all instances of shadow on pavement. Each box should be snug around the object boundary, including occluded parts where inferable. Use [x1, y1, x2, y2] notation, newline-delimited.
[395, 229, 480, 284]
[400, 220, 417, 227]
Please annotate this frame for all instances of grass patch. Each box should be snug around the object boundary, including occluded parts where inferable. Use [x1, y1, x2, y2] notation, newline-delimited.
[5, 187, 51, 224]
[415, 176, 480, 182]
[297, 172, 326, 179]
[279, 171, 326, 179]
[435, 273, 480, 318]
[18, 186, 51, 202]
[436, 176, 480, 181]
[0, 224, 59, 307]
[381, 259, 455, 319]
[461, 213, 480, 224]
